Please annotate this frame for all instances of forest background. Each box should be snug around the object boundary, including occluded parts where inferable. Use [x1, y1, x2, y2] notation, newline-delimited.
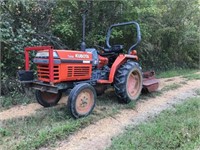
[1, 0, 200, 95]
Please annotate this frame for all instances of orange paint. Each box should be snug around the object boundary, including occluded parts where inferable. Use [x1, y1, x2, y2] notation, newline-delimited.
[98, 55, 108, 68]
[97, 54, 138, 84]
[37, 63, 92, 83]
[56, 50, 92, 61]
[34, 49, 93, 83]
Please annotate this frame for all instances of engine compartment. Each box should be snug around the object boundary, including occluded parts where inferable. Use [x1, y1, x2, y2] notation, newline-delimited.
[33, 49, 110, 83]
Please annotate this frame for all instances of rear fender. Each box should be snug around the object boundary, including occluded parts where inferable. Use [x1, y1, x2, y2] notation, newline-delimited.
[108, 54, 138, 83]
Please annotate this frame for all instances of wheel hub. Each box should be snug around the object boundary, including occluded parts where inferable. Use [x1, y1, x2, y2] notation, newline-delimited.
[127, 71, 141, 98]
[80, 96, 88, 107]
[76, 89, 94, 114]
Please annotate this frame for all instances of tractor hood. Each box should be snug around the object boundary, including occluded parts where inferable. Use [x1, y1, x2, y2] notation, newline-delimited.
[34, 50, 93, 65]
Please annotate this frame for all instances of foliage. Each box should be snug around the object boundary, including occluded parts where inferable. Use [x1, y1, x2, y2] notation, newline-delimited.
[0, 0, 64, 95]
[1, 0, 200, 95]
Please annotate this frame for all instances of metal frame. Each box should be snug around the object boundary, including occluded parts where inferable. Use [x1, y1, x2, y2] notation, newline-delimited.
[25, 46, 54, 83]
[105, 21, 141, 54]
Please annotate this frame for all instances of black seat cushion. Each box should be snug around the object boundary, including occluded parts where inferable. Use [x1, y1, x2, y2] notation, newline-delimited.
[97, 45, 124, 56]
[104, 45, 123, 53]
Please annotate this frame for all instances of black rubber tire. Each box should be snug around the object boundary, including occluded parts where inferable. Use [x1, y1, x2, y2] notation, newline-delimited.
[67, 83, 96, 118]
[94, 84, 107, 96]
[114, 61, 142, 103]
[35, 90, 62, 107]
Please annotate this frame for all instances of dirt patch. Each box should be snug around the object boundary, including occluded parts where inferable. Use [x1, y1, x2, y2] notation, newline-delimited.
[53, 79, 200, 150]
[0, 96, 68, 121]
[0, 103, 42, 121]
[158, 76, 184, 90]
[196, 71, 200, 75]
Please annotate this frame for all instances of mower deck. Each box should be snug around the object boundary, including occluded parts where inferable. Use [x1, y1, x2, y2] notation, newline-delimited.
[142, 71, 159, 92]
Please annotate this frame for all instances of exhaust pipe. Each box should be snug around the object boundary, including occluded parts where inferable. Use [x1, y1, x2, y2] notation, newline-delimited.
[81, 10, 87, 51]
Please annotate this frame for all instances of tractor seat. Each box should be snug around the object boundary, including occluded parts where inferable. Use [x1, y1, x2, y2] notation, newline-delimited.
[98, 45, 124, 56]
[104, 45, 124, 53]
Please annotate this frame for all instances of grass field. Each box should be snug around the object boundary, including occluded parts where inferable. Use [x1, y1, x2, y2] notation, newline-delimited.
[0, 69, 199, 150]
[107, 96, 200, 150]
[0, 91, 138, 150]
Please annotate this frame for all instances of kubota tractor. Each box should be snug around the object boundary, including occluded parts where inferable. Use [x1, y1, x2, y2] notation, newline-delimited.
[18, 15, 159, 118]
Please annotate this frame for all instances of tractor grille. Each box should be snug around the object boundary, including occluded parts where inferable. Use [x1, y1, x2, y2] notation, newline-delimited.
[67, 66, 90, 78]
[37, 65, 59, 82]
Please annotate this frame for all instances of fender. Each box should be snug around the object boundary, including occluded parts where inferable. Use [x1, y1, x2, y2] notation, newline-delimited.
[97, 54, 138, 84]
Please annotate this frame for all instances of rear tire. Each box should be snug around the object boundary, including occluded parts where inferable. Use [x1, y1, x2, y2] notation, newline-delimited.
[35, 90, 62, 107]
[114, 61, 142, 103]
[67, 83, 96, 118]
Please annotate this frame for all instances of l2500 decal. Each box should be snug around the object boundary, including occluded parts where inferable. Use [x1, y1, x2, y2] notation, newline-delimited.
[75, 54, 89, 58]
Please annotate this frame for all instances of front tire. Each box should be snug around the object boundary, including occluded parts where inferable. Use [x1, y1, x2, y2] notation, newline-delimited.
[67, 83, 96, 118]
[35, 90, 62, 107]
[114, 61, 142, 103]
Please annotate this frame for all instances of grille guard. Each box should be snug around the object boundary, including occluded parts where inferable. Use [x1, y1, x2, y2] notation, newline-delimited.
[24, 46, 55, 83]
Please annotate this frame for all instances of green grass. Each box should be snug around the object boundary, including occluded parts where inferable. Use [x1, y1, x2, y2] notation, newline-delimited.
[161, 83, 181, 92]
[0, 92, 35, 111]
[183, 73, 200, 80]
[195, 89, 200, 95]
[0, 106, 100, 150]
[1, 68, 198, 149]
[0, 88, 168, 150]
[140, 91, 162, 100]
[107, 97, 200, 150]
[0, 91, 137, 150]
[157, 69, 199, 78]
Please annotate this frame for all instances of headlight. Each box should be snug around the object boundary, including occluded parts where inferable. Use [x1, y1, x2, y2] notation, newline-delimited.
[35, 51, 59, 58]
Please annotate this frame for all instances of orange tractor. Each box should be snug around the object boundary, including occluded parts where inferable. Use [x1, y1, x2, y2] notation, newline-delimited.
[18, 17, 159, 118]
